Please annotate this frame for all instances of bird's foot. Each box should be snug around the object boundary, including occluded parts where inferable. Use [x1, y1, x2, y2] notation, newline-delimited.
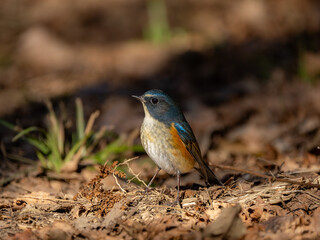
[170, 197, 181, 207]
[144, 187, 151, 194]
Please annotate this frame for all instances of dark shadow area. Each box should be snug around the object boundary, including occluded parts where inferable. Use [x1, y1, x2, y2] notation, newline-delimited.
[145, 31, 320, 105]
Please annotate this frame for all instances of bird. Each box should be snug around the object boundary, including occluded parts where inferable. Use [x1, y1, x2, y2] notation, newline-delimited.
[132, 89, 223, 204]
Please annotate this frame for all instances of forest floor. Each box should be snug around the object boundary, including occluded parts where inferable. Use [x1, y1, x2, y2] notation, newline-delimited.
[1, 81, 320, 240]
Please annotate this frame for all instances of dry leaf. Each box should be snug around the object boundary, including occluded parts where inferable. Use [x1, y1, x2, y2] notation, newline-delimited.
[203, 204, 246, 240]
[313, 206, 320, 233]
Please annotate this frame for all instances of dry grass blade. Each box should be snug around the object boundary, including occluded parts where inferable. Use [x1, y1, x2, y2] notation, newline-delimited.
[85, 125, 108, 155]
[60, 110, 100, 172]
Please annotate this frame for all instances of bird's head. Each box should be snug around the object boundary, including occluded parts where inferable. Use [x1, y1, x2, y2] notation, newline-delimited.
[132, 89, 183, 123]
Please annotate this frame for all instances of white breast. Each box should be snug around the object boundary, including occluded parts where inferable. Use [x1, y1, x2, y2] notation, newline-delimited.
[140, 114, 177, 175]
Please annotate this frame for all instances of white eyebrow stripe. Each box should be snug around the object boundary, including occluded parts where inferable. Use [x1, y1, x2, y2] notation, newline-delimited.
[144, 93, 166, 98]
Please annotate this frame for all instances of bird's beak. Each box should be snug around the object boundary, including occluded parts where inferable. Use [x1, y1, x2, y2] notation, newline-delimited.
[132, 95, 144, 103]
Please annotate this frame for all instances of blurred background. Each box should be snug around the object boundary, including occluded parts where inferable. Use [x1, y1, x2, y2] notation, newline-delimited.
[1, 2, 320, 238]
[0, 0, 320, 185]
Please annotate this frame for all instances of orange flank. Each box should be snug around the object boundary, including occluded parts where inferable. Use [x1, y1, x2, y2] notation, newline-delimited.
[170, 123, 195, 173]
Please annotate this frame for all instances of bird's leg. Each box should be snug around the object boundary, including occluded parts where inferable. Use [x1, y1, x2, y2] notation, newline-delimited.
[171, 170, 181, 206]
[145, 167, 161, 193]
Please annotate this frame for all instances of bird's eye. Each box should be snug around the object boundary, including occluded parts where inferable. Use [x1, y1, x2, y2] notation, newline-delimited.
[150, 98, 158, 105]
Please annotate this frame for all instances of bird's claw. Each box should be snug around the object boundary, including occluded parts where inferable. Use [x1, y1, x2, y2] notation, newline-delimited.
[170, 197, 181, 207]
[144, 187, 151, 194]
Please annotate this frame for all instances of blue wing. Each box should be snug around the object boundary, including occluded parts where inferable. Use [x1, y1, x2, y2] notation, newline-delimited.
[174, 122, 201, 161]
[174, 122, 223, 186]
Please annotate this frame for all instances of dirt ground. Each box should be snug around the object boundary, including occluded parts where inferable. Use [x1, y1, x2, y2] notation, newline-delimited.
[1, 0, 320, 239]
[1, 81, 320, 240]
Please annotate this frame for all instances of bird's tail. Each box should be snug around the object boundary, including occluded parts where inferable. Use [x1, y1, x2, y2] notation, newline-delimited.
[197, 160, 223, 186]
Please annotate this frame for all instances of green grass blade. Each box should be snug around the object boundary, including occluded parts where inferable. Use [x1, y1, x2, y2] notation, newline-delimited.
[64, 133, 91, 163]
[25, 137, 50, 154]
[0, 119, 19, 131]
[144, 0, 171, 44]
[46, 100, 65, 154]
[37, 151, 47, 168]
[90, 139, 130, 164]
[7, 154, 35, 165]
[45, 132, 63, 169]
[131, 145, 145, 153]
[12, 126, 41, 142]
[48, 154, 61, 172]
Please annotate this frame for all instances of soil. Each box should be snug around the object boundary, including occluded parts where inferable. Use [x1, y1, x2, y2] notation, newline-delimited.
[1, 81, 320, 239]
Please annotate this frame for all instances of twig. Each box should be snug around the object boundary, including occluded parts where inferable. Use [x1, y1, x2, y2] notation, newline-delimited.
[284, 168, 320, 175]
[17, 196, 85, 203]
[212, 164, 320, 189]
[112, 172, 126, 193]
[143, 204, 188, 212]
[117, 157, 148, 187]
[295, 190, 320, 202]
[118, 157, 139, 166]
